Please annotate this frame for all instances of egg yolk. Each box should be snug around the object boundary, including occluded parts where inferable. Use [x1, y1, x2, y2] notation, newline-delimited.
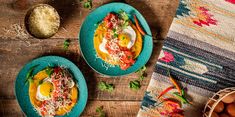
[118, 34, 130, 47]
[39, 82, 53, 97]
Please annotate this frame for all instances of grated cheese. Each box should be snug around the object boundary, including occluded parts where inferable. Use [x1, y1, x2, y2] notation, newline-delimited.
[28, 5, 60, 38]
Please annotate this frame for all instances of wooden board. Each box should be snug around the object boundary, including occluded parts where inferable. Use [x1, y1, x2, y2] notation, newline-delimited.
[0, 0, 178, 116]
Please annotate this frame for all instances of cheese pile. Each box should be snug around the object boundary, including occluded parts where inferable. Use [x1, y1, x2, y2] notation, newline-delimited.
[28, 4, 60, 38]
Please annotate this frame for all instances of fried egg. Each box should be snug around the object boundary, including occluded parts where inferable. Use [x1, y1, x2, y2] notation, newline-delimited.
[118, 26, 136, 49]
[36, 78, 54, 101]
[99, 38, 108, 54]
[99, 25, 136, 54]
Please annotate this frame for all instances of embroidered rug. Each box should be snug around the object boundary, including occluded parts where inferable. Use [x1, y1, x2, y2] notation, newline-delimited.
[138, 0, 235, 116]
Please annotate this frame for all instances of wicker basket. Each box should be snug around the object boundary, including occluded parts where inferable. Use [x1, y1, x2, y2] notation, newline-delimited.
[203, 87, 235, 117]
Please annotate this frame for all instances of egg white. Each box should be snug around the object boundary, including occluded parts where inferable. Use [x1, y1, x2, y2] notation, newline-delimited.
[99, 38, 109, 54]
[67, 78, 75, 88]
[122, 26, 136, 49]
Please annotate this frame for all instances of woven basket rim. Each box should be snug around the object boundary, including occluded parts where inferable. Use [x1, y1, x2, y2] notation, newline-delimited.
[203, 87, 235, 117]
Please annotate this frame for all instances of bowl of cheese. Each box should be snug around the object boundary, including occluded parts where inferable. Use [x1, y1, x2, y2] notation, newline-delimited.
[25, 4, 60, 39]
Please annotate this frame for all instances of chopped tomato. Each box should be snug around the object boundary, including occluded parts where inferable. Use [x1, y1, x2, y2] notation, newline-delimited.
[104, 13, 117, 22]
[105, 42, 119, 54]
[53, 80, 60, 86]
[41, 111, 46, 116]
[104, 13, 117, 29]
[105, 32, 111, 39]
[106, 22, 113, 29]
[54, 67, 62, 74]
[120, 63, 131, 70]
[119, 46, 129, 51]
[120, 51, 135, 64]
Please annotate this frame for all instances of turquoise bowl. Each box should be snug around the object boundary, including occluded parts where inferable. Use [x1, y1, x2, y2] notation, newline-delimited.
[79, 2, 153, 76]
[15, 56, 88, 117]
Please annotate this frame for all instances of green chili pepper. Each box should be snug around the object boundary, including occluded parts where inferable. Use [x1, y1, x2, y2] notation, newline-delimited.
[173, 92, 189, 104]
[181, 88, 185, 96]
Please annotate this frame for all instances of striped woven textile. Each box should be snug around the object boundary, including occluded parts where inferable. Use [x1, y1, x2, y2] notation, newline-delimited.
[138, 0, 235, 116]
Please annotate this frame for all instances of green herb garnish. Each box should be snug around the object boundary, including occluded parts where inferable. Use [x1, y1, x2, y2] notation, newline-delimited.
[136, 65, 146, 81]
[96, 106, 105, 117]
[128, 65, 146, 90]
[114, 33, 118, 38]
[129, 80, 141, 90]
[139, 75, 145, 81]
[83, 0, 92, 9]
[118, 9, 130, 29]
[118, 9, 129, 21]
[24, 65, 39, 85]
[63, 39, 70, 50]
[112, 28, 116, 33]
[98, 81, 114, 92]
[122, 21, 129, 29]
[45, 66, 54, 77]
[127, 56, 131, 60]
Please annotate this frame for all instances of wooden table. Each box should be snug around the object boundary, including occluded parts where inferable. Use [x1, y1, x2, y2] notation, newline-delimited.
[0, 0, 178, 116]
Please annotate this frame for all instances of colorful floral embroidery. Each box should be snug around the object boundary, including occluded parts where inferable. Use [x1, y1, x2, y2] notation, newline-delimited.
[192, 7, 217, 27]
[175, 0, 217, 27]
[159, 51, 175, 63]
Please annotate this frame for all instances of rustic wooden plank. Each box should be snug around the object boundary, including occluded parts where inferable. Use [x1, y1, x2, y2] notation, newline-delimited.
[0, 99, 140, 117]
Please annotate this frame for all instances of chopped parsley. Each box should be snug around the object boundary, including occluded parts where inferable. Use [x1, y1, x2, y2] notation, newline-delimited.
[45, 66, 54, 77]
[129, 80, 141, 90]
[98, 81, 114, 92]
[83, 0, 92, 9]
[118, 9, 129, 21]
[128, 65, 147, 90]
[112, 28, 116, 33]
[63, 39, 70, 50]
[24, 65, 38, 85]
[136, 65, 146, 81]
[127, 56, 131, 60]
[118, 9, 130, 29]
[114, 33, 118, 38]
[96, 106, 105, 117]
[122, 21, 129, 29]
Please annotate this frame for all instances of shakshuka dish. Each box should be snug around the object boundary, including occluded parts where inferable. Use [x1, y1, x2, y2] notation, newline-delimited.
[28, 66, 78, 116]
[94, 11, 143, 70]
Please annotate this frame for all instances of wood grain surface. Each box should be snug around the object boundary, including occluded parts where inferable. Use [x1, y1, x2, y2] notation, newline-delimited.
[0, 0, 178, 116]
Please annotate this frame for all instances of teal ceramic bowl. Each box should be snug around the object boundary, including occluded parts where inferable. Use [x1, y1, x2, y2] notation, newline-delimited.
[79, 2, 153, 76]
[15, 56, 88, 117]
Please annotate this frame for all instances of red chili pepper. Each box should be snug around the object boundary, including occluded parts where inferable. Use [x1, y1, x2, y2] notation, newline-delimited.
[157, 86, 174, 99]
[163, 99, 181, 108]
[169, 75, 182, 96]
[133, 15, 146, 36]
